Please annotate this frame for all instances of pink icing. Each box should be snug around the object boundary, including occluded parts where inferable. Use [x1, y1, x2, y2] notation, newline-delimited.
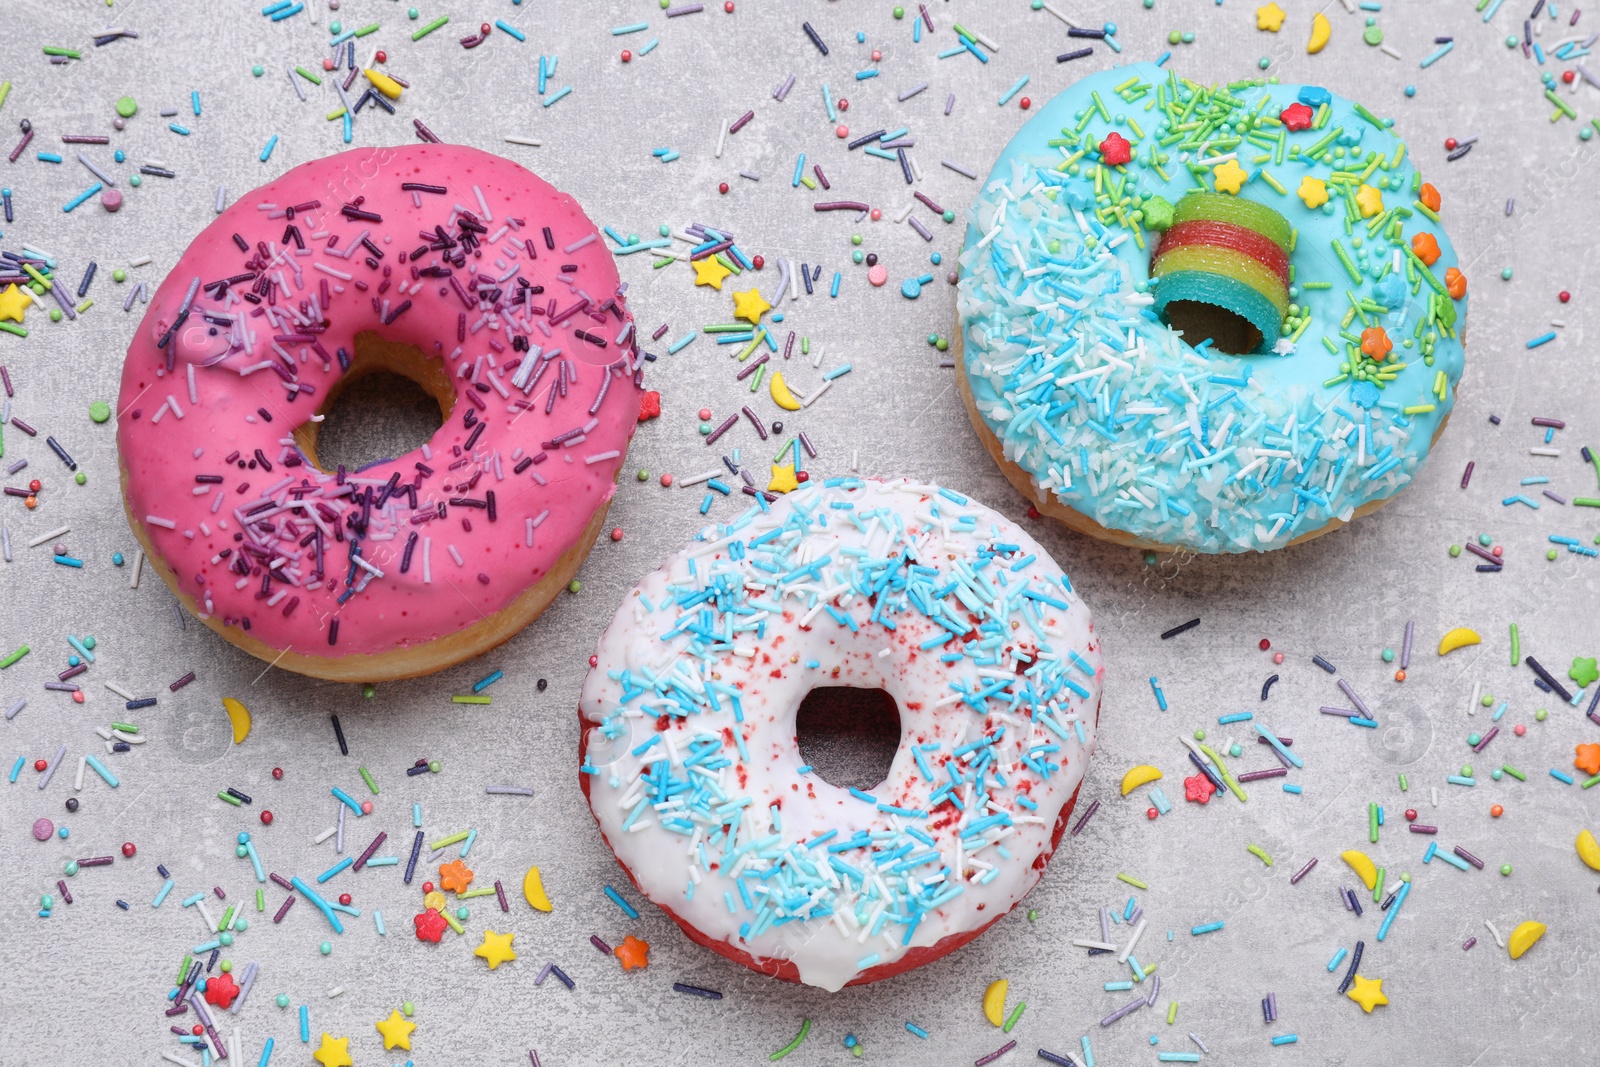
[117, 144, 643, 657]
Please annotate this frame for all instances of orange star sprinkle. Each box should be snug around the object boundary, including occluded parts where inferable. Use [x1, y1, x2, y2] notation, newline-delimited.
[438, 858, 474, 894]
[1575, 743, 1600, 778]
[1360, 327, 1393, 361]
[614, 934, 650, 970]
[1410, 232, 1441, 267]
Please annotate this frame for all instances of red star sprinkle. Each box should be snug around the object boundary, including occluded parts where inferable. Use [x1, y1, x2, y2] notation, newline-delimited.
[638, 390, 662, 421]
[202, 972, 239, 1009]
[1098, 132, 1133, 167]
[1184, 773, 1217, 804]
[1279, 103, 1314, 132]
[413, 908, 447, 943]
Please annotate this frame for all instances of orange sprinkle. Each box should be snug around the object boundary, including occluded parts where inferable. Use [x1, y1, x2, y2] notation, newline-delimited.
[1360, 326, 1393, 361]
[1410, 232, 1441, 267]
[1575, 743, 1600, 777]
[614, 934, 650, 970]
[1418, 182, 1442, 213]
[438, 858, 474, 894]
[1444, 267, 1467, 299]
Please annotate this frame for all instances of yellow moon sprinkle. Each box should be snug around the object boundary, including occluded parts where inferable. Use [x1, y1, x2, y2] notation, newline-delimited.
[1308, 13, 1332, 54]
[522, 865, 553, 912]
[1507, 920, 1547, 960]
[1340, 850, 1378, 891]
[1576, 829, 1600, 872]
[1437, 627, 1482, 656]
[221, 697, 252, 745]
[769, 371, 803, 411]
[1120, 765, 1163, 796]
[982, 979, 1008, 1026]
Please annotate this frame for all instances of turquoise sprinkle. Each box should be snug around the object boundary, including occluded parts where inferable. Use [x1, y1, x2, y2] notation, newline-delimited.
[603, 885, 639, 919]
[169, 123, 191, 135]
[611, 22, 648, 35]
[541, 86, 573, 108]
[998, 75, 1030, 106]
[330, 786, 363, 813]
[1271, 1036, 1299, 1046]
[36, 152, 62, 163]
[667, 331, 697, 354]
[62, 183, 102, 213]
[639, 38, 660, 56]
[1190, 921, 1225, 935]
[494, 19, 525, 41]
[1149, 677, 1168, 710]
[472, 670, 504, 693]
[1551, 769, 1575, 784]
[316, 856, 354, 883]
[822, 363, 853, 380]
[1217, 712, 1252, 724]
[905, 1023, 929, 1039]
[855, 69, 879, 80]
[1283, 783, 1303, 794]
[1526, 332, 1557, 348]
[84, 753, 119, 787]
[259, 135, 278, 162]
[1327, 946, 1347, 971]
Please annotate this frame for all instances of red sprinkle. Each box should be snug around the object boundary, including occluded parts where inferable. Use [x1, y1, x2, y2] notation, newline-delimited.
[621, 50, 632, 62]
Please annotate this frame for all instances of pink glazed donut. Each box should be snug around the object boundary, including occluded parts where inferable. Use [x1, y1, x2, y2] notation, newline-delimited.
[117, 144, 643, 681]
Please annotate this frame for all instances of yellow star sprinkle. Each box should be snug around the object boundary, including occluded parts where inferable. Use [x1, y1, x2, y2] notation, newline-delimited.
[1346, 974, 1389, 1013]
[375, 1010, 417, 1051]
[1297, 176, 1329, 209]
[768, 464, 800, 494]
[1256, 3, 1287, 32]
[692, 254, 733, 290]
[1212, 159, 1249, 195]
[312, 1034, 353, 1067]
[1355, 183, 1385, 219]
[473, 929, 517, 970]
[731, 287, 771, 325]
[0, 283, 31, 324]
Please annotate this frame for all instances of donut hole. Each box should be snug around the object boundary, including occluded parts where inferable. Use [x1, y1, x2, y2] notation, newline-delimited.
[794, 687, 902, 792]
[294, 333, 454, 474]
[1159, 299, 1262, 356]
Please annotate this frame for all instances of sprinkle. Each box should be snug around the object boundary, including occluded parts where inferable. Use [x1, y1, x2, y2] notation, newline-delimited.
[603, 885, 639, 919]
[1160, 618, 1201, 640]
[1190, 921, 1225, 935]
[769, 1019, 812, 1061]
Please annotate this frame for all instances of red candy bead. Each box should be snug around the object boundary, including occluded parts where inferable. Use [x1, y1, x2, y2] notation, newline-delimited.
[589, 654, 599, 667]
[193, 1024, 205, 1036]
[421, 881, 435, 894]
[1026, 506, 1041, 520]
[1019, 96, 1031, 110]
[837, 98, 849, 111]
[835, 124, 849, 138]
[29, 479, 41, 493]
[1490, 804, 1504, 817]
[72, 691, 84, 703]
[1562, 69, 1576, 83]
[271, 767, 284, 780]
[34, 759, 47, 772]
[796, 471, 810, 483]
[1559, 291, 1571, 303]
[1259, 638, 1271, 651]
[871, 50, 882, 61]
[621, 50, 632, 62]
[752, 255, 765, 270]
[339, 893, 353, 906]
[659, 473, 674, 487]
[260, 810, 274, 825]
[869, 208, 881, 221]
[1146, 807, 1159, 820]
[1404, 809, 1417, 822]
[359, 801, 373, 815]
[1491, 545, 1503, 558]
[610, 528, 624, 542]
[121, 841, 137, 857]
[1444, 137, 1458, 151]
[375, 50, 386, 63]
[321, 59, 335, 72]
[480, 23, 492, 35]
[718, 182, 729, 194]
[698, 408, 713, 421]
[724, 0, 735, 10]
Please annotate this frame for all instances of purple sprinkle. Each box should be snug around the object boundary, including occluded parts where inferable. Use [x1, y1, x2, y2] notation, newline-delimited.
[1070, 798, 1100, 836]
[1453, 845, 1485, 869]
[272, 895, 295, 923]
[1409, 824, 1438, 834]
[1462, 937, 1477, 951]
[590, 934, 612, 955]
[975, 1040, 1017, 1066]
[1290, 857, 1317, 885]
[1237, 767, 1288, 782]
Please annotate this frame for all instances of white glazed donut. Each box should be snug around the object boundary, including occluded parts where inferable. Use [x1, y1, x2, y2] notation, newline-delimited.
[579, 477, 1102, 990]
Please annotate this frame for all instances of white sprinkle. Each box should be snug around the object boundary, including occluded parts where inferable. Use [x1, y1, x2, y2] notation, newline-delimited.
[167, 394, 185, 419]
[28, 525, 71, 548]
[448, 543, 464, 567]
[75, 755, 86, 791]
[1484, 920, 1504, 948]
[504, 136, 543, 147]
[1530, 447, 1560, 457]
[128, 256, 153, 268]
[473, 184, 493, 222]
[145, 515, 177, 529]
[585, 449, 621, 464]
[422, 538, 432, 584]
[563, 233, 598, 254]
[129, 549, 144, 588]
[313, 262, 353, 281]
[715, 118, 728, 159]
[313, 826, 337, 845]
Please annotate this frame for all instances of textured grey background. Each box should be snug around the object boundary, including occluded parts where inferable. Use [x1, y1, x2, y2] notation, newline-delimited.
[3, 1, 1598, 1064]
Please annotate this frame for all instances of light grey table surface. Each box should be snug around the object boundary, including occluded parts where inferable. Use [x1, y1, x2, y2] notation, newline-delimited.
[2, 1, 1597, 1064]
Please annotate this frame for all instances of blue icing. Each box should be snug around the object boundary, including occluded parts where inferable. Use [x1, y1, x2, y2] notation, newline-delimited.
[956, 64, 1467, 553]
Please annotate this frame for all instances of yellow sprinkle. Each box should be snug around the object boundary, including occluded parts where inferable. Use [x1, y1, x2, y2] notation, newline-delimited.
[1166, 1001, 1178, 1025]
[429, 831, 470, 851]
[1402, 404, 1436, 415]
[1116, 873, 1149, 890]
[364, 68, 404, 100]
[1247, 844, 1274, 866]
[452, 694, 491, 704]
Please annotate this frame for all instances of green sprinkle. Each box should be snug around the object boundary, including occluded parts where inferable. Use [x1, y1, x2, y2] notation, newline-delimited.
[1002, 1001, 1027, 1033]
[294, 66, 322, 86]
[429, 831, 470, 850]
[358, 766, 379, 795]
[1246, 844, 1273, 866]
[1116, 872, 1149, 890]
[354, 23, 381, 37]
[769, 1019, 812, 1061]
[1510, 624, 1520, 666]
[217, 790, 243, 807]
[43, 46, 82, 59]
[1501, 765, 1526, 782]
[0, 646, 30, 669]
[452, 695, 492, 704]
[411, 15, 449, 41]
